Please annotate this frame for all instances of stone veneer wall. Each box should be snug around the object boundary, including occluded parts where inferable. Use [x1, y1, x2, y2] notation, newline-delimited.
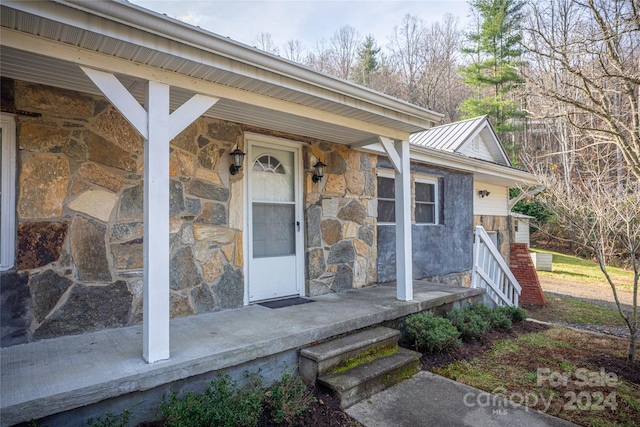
[473, 215, 511, 262]
[303, 143, 378, 296]
[1, 79, 245, 346]
[0, 78, 382, 347]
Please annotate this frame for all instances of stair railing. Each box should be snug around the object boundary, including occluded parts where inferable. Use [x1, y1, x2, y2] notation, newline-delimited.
[472, 225, 521, 307]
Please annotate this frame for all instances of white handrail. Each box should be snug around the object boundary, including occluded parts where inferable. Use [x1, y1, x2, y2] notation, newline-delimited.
[472, 225, 521, 307]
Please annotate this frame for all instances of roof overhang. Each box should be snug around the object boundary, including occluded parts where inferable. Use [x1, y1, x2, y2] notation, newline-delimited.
[356, 142, 538, 187]
[0, 0, 443, 145]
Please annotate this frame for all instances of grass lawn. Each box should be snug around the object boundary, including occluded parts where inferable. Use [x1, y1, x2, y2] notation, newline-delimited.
[532, 248, 636, 292]
[528, 294, 628, 327]
[432, 326, 640, 426]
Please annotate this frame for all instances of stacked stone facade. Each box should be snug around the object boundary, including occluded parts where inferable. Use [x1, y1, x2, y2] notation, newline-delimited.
[304, 144, 378, 296]
[0, 79, 386, 346]
[1, 78, 480, 347]
[1, 79, 245, 345]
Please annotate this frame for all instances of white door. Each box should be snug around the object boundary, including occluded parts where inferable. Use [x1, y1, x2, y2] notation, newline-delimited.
[247, 139, 302, 302]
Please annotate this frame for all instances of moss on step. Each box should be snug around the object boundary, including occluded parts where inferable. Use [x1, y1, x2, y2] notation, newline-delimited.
[327, 343, 399, 375]
[383, 361, 419, 386]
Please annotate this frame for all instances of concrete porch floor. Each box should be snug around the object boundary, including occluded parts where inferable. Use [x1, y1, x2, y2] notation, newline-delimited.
[1, 281, 484, 426]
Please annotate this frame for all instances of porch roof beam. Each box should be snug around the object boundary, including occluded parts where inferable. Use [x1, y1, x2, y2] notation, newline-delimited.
[351, 136, 402, 173]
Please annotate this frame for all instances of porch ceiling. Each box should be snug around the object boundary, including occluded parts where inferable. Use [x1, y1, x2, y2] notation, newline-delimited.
[0, 1, 443, 145]
[1, 47, 374, 145]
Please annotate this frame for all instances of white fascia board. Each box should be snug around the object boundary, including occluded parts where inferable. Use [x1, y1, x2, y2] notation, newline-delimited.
[9, 0, 442, 128]
[354, 143, 538, 187]
[410, 145, 537, 186]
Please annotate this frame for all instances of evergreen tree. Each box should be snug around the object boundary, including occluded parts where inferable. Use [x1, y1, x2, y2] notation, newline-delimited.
[352, 35, 381, 87]
[460, 0, 526, 152]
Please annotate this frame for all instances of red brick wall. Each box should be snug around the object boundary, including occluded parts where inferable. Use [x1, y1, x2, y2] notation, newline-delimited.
[509, 243, 546, 307]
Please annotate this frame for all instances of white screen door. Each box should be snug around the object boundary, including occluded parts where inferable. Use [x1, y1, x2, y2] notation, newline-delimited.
[248, 140, 302, 301]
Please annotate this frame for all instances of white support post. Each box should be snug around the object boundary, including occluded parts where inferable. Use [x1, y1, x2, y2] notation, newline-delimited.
[143, 81, 171, 363]
[394, 140, 413, 301]
[81, 67, 218, 363]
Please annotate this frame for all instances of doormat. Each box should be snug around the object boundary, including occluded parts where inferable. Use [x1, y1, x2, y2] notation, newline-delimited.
[257, 297, 316, 309]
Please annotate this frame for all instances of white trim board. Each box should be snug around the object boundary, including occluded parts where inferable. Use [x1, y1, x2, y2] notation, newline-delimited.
[1, 113, 17, 271]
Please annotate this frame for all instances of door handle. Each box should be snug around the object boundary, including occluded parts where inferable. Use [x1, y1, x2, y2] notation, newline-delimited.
[296, 221, 300, 231]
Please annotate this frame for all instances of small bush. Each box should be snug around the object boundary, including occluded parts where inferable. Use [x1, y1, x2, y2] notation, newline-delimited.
[405, 312, 461, 353]
[87, 411, 130, 427]
[160, 373, 264, 427]
[266, 368, 316, 425]
[446, 306, 491, 339]
[497, 306, 528, 323]
[469, 304, 512, 329]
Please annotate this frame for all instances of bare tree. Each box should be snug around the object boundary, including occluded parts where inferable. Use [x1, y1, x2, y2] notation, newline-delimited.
[523, 0, 640, 179]
[535, 157, 639, 363]
[305, 38, 333, 74]
[252, 32, 279, 55]
[283, 39, 305, 63]
[388, 14, 428, 105]
[328, 25, 362, 79]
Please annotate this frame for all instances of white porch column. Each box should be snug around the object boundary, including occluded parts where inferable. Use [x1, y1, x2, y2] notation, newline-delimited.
[143, 81, 171, 363]
[393, 140, 413, 301]
[81, 67, 218, 363]
[376, 136, 413, 301]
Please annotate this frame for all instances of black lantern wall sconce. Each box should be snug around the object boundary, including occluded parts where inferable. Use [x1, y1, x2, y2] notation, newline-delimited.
[478, 189, 491, 198]
[312, 160, 326, 183]
[229, 146, 246, 175]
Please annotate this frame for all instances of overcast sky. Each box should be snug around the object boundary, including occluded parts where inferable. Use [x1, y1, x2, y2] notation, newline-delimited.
[129, 0, 471, 53]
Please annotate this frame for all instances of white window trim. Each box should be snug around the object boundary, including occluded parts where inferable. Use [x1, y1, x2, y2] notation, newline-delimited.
[414, 175, 440, 225]
[376, 169, 396, 225]
[1, 113, 17, 271]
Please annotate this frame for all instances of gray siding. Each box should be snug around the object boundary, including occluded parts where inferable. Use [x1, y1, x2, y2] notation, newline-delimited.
[377, 159, 474, 282]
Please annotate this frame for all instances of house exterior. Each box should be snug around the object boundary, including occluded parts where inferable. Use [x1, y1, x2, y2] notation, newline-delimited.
[0, 0, 536, 365]
[411, 116, 523, 263]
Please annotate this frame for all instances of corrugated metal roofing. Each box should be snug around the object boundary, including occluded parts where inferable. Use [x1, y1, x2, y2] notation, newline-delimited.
[410, 116, 511, 166]
[410, 116, 487, 152]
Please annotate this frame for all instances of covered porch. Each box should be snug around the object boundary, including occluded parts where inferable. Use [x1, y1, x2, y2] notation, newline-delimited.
[1, 280, 484, 426]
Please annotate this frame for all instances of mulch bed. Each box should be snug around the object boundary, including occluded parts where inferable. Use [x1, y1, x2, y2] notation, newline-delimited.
[258, 387, 360, 427]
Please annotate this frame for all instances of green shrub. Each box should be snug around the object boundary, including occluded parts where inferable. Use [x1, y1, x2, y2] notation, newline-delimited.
[160, 373, 264, 427]
[87, 411, 130, 427]
[469, 304, 512, 329]
[446, 306, 491, 339]
[497, 306, 528, 323]
[405, 312, 461, 353]
[266, 368, 316, 425]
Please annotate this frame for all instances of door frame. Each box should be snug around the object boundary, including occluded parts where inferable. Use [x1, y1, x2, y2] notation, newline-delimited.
[243, 133, 306, 304]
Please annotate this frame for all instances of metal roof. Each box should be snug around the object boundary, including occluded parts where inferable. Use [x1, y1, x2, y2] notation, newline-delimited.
[410, 116, 510, 166]
[0, 0, 443, 145]
[410, 116, 485, 151]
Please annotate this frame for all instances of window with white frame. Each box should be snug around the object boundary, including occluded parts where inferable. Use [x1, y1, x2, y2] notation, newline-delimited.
[1, 113, 17, 271]
[377, 173, 395, 224]
[414, 177, 439, 225]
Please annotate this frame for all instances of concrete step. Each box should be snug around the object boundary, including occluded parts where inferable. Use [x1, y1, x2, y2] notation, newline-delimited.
[317, 347, 421, 408]
[299, 327, 400, 384]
